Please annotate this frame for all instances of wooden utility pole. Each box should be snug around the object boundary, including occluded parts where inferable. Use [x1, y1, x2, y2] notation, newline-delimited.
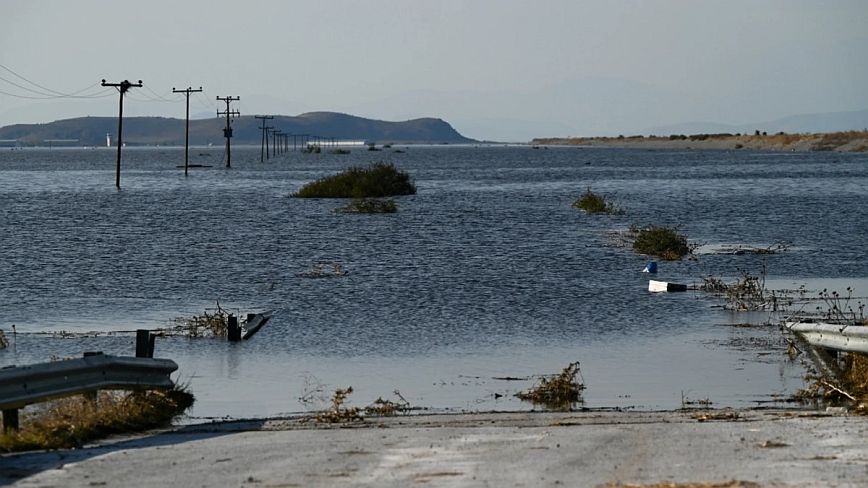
[273, 130, 282, 156]
[173, 86, 203, 176]
[255, 115, 273, 162]
[101, 79, 142, 188]
[217, 96, 240, 168]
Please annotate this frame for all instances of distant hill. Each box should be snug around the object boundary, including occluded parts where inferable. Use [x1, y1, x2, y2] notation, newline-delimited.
[644, 109, 868, 137]
[0, 112, 474, 146]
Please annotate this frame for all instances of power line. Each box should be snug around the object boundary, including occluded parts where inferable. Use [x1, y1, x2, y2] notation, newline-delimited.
[0, 64, 113, 99]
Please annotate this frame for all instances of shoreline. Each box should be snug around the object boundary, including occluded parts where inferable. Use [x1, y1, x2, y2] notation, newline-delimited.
[4, 408, 867, 487]
[531, 131, 868, 153]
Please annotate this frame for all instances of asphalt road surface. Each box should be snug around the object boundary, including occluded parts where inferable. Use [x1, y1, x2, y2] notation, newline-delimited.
[2, 409, 867, 487]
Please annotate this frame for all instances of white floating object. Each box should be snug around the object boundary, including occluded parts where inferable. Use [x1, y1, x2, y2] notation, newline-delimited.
[649, 280, 688, 293]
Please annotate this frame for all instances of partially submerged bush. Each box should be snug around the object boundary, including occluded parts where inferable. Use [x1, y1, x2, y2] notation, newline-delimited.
[632, 225, 693, 260]
[167, 302, 231, 337]
[516, 362, 585, 410]
[573, 188, 623, 215]
[336, 198, 398, 214]
[293, 162, 416, 199]
[0, 386, 194, 452]
[701, 267, 777, 312]
[0, 330, 7, 349]
[795, 352, 868, 415]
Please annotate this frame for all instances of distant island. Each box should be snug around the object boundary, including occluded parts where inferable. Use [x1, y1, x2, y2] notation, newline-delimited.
[531, 131, 868, 152]
[0, 111, 474, 146]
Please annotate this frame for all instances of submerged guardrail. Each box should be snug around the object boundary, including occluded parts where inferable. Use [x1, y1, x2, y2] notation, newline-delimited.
[0, 352, 178, 431]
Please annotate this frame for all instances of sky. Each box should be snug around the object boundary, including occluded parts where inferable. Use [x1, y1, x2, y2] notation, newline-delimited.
[1, 0, 866, 141]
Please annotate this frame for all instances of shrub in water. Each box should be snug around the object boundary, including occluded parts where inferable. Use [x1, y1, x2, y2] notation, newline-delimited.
[573, 188, 622, 214]
[293, 162, 416, 198]
[632, 225, 692, 260]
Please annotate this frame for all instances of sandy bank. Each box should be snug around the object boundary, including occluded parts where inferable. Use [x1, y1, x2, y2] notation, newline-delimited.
[532, 131, 868, 152]
[3, 409, 867, 487]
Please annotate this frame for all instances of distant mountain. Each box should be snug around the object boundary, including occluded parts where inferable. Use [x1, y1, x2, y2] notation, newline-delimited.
[645, 109, 868, 136]
[0, 112, 474, 146]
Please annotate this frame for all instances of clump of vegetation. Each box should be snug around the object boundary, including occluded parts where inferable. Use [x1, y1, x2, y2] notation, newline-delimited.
[632, 225, 693, 260]
[336, 198, 398, 214]
[701, 268, 776, 312]
[316, 387, 362, 423]
[814, 287, 866, 325]
[516, 362, 585, 410]
[0, 330, 7, 349]
[795, 352, 868, 414]
[364, 390, 410, 416]
[293, 162, 416, 199]
[167, 302, 231, 337]
[302, 144, 321, 154]
[573, 187, 623, 215]
[0, 386, 194, 452]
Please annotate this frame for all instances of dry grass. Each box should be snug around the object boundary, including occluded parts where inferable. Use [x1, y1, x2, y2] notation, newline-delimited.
[795, 352, 868, 414]
[315, 387, 363, 423]
[364, 391, 411, 417]
[516, 362, 585, 410]
[0, 386, 194, 452]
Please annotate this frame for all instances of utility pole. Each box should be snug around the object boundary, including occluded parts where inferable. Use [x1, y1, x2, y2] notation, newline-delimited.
[102, 79, 142, 188]
[255, 115, 273, 162]
[217, 96, 240, 168]
[173, 86, 203, 176]
[265, 127, 274, 159]
[272, 130, 281, 156]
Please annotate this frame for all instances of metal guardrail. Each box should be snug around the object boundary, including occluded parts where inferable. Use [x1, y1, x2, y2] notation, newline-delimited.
[1, 352, 178, 430]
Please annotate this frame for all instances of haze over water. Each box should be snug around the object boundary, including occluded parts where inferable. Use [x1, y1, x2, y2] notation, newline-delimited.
[1, 145, 866, 419]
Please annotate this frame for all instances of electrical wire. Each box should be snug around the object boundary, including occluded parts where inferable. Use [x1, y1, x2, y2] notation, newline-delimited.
[0, 64, 114, 99]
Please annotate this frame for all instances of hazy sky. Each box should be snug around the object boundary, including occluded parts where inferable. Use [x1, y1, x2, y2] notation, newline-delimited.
[1, 0, 866, 141]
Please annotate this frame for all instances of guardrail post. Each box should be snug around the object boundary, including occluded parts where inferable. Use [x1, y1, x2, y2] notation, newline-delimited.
[227, 315, 241, 342]
[2, 408, 19, 432]
[136, 330, 153, 358]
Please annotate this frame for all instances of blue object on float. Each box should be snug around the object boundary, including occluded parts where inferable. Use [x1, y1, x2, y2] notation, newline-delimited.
[642, 261, 658, 273]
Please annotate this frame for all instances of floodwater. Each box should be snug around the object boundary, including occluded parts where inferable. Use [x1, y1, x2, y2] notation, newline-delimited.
[1, 145, 866, 420]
